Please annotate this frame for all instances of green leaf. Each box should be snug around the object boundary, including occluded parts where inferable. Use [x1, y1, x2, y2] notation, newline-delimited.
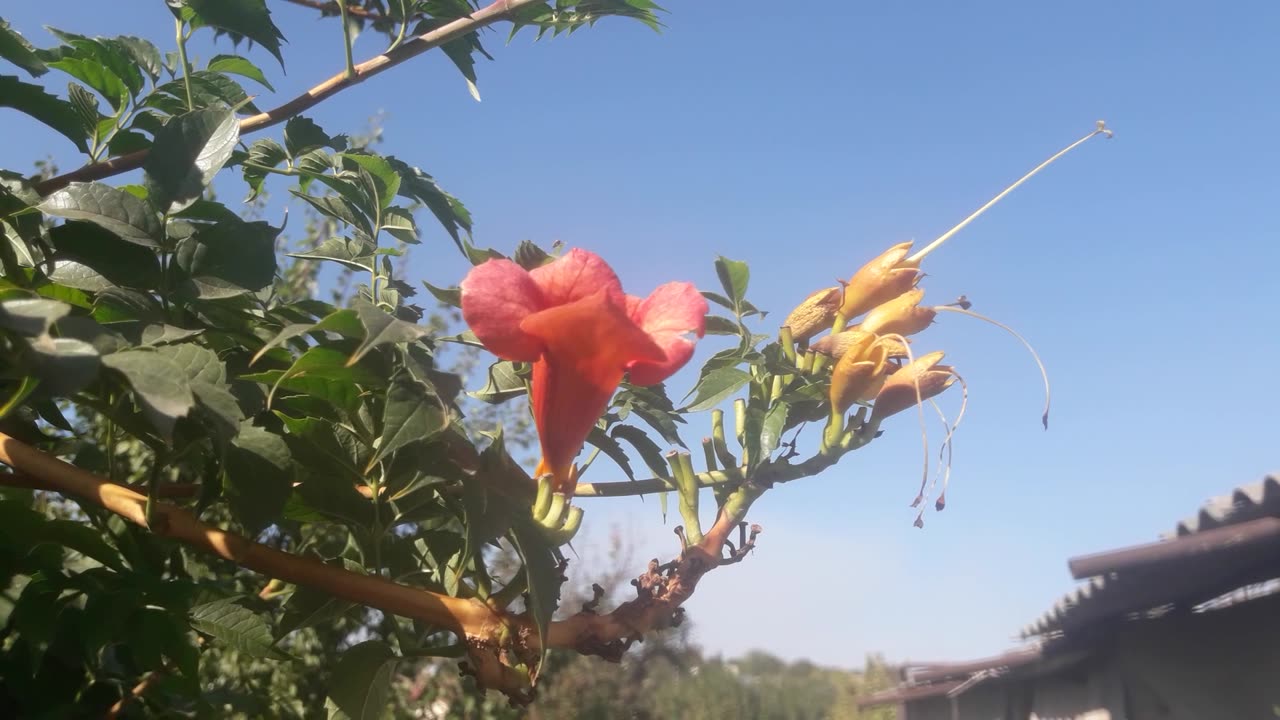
[343, 154, 401, 211]
[140, 324, 204, 345]
[49, 220, 162, 289]
[66, 82, 100, 134]
[240, 137, 287, 200]
[587, 426, 634, 480]
[117, 36, 163, 81]
[183, 0, 287, 68]
[0, 298, 70, 335]
[704, 315, 740, 336]
[369, 376, 446, 467]
[23, 335, 101, 395]
[611, 425, 671, 481]
[421, 281, 460, 308]
[207, 54, 275, 91]
[290, 190, 373, 238]
[46, 57, 127, 110]
[148, 71, 261, 114]
[174, 218, 280, 299]
[682, 367, 751, 412]
[759, 402, 789, 458]
[714, 256, 750, 309]
[224, 422, 293, 534]
[0, 20, 47, 77]
[327, 641, 398, 720]
[348, 301, 428, 366]
[0, 75, 88, 152]
[39, 182, 162, 247]
[145, 106, 239, 213]
[43, 29, 144, 99]
[384, 157, 471, 252]
[102, 349, 196, 441]
[380, 206, 417, 244]
[275, 560, 360, 637]
[510, 517, 560, 667]
[189, 598, 288, 660]
[469, 360, 527, 404]
[0, 499, 122, 570]
[284, 116, 345, 158]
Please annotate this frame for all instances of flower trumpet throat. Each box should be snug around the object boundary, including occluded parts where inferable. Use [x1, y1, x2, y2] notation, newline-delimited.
[461, 248, 709, 496]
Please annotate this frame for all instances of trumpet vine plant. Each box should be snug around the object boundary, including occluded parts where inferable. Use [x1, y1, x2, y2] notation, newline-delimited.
[0, 0, 1109, 715]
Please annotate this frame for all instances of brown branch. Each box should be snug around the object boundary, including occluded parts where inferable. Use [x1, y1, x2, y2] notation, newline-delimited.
[34, 0, 542, 195]
[105, 669, 162, 719]
[0, 429, 761, 703]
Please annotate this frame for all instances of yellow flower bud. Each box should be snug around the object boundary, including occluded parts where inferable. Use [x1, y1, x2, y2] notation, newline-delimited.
[871, 351, 955, 421]
[858, 288, 936, 337]
[839, 242, 922, 320]
[829, 333, 889, 415]
[783, 286, 842, 342]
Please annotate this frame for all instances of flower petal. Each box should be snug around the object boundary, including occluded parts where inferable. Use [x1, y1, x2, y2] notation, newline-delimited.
[460, 258, 547, 361]
[625, 281, 708, 386]
[529, 248, 626, 308]
[521, 290, 666, 492]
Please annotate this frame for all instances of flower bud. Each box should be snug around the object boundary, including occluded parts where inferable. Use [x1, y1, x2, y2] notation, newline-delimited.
[829, 333, 889, 415]
[783, 286, 842, 342]
[858, 288, 936, 337]
[813, 330, 909, 359]
[871, 351, 955, 421]
[839, 242, 922, 320]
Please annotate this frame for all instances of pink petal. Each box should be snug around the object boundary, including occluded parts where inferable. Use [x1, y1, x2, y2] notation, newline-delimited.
[460, 258, 546, 361]
[529, 248, 625, 308]
[625, 281, 709, 385]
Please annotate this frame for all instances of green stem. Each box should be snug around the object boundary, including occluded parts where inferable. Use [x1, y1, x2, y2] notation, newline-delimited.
[174, 18, 194, 111]
[337, 0, 357, 79]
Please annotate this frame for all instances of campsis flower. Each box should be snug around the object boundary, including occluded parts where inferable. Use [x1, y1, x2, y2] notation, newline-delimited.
[812, 329, 908, 361]
[461, 248, 708, 496]
[857, 288, 936, 337]
[829, 332, 891, 415]
[839, 241, 922, 321]
[870, 351, 955, 422]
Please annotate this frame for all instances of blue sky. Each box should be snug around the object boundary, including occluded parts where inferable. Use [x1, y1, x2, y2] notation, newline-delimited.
[3, 1, 1279, 669]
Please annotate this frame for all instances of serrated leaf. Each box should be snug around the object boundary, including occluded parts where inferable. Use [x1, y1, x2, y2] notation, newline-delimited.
[276, 560, 360, 637]
[189, 598, 288, 660]
[369, 376, 446, 468]
[290, 190, 373, 238]
[587, 426, 634, 480]
[380, 206, 417, 244]
[183, 0, 287, 68]
[102, 349, 196, 441]
[510, 517, 560, 668]
[469, 360, 527, 404]
[174, 218, 279, 299]
[40, 182, 162, 247]
[704, 315, 740, 336]
[207, 54, 274, 91]
[384, 157, 471, 252]
[327, 641, 398, 720]
[0, 74, 88, 152]
[145, 106, 239, 213]
[241, 137, 287, 200]
[117, 36, 163, 81]
[682, 367, 751, 412]
[224, 421, 293, 534]
[0, 20, 47, 77]
[349, 301, 428, 366]
[66, 82, 100, 134]
[611, 425, 671, 482]
[342, 154, 401, 211]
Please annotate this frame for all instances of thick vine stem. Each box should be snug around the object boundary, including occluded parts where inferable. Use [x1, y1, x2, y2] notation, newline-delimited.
[34, 0, 544, 195]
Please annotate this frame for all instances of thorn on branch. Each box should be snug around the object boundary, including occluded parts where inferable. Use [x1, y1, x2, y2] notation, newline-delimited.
[582, 583, 605, 614]
[720, 523, 762, 565]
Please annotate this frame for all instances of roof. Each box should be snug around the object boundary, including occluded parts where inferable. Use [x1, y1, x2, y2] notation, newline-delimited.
[1022, 474, 1280, 639]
